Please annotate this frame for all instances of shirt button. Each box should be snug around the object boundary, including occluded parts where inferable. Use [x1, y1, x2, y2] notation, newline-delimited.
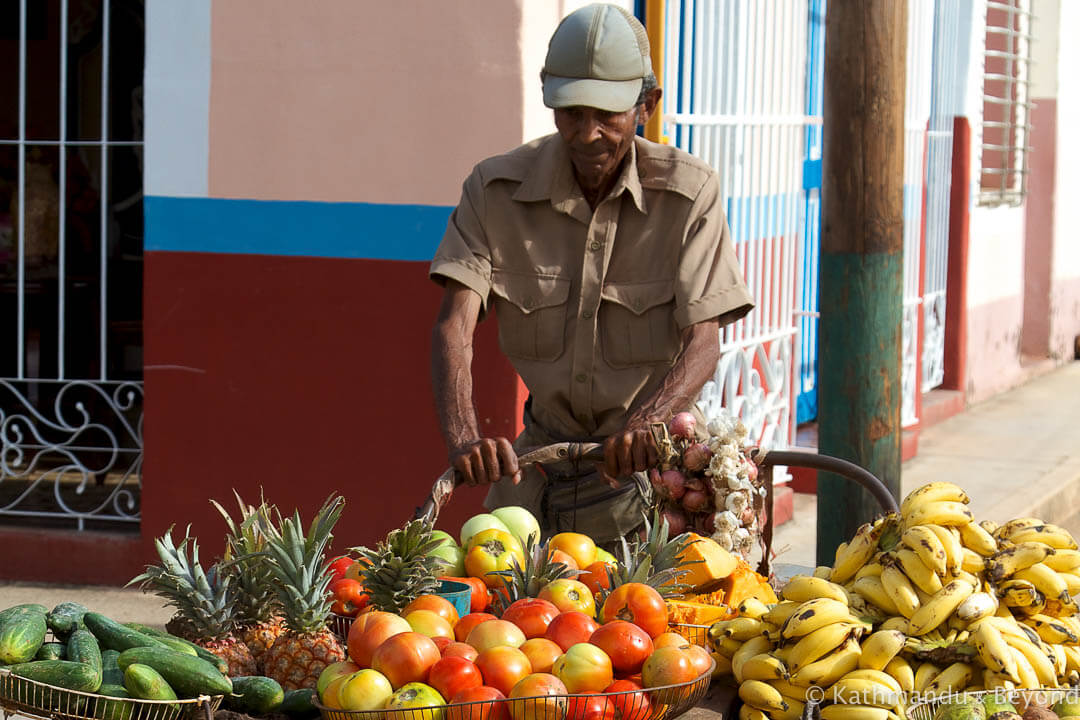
[589, 241, 602, 251]
[582, 309, 593, 319]
[575, 374, 587, 383]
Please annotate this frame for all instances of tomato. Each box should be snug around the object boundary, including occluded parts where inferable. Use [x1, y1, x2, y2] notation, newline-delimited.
[405, 594, 461, 627]
[442, 576, 491, 613]
[317, 660, 361, 696]
[474, 646, 533, 697]
[320, 675, 350, 710]
[650, 632, 690, 650]
[508, 673, 568, 720]
[501, 598, 560, 640]
[600, 583, 668, 638]
[465, 531, 526, 588]
[543, 612, 599, 652]
[328, 555, 357, 583]
[407, 610, 456, 641]
[455, 613, 498, 643]
[442, 642, 480, 662]
[566, 695, 616, 720]
[578, 561, 612, 596]
[547, 533, 597, 569]
[640, 646, 697, 688]
[683, 644, 713, 678]
[551, 642, 612, 694]
[338, 668, 395, 711]
[448, 686, 508, 720]
[466, 528, 524, 554]
[604, 679, 652, 720]
[385, 682, 447, 720]
[589, 620, 654, 675]
[538, 579, 596, 616]
[547, 549, 579, 571]
[518, 638, 563, 674]
[330, 578, 369, 617]
[427, 656, 484, 703]
[348, 612, 412, 668]
[467, 619, 527, 652]
[371, 631, 442, 689]
[345, 559, 366, 582]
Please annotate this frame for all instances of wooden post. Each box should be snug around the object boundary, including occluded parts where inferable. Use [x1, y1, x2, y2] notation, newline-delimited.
[816, 0, 907, 565]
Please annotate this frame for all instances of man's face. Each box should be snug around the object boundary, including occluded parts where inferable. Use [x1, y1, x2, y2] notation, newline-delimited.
[554, 104, 641, 195]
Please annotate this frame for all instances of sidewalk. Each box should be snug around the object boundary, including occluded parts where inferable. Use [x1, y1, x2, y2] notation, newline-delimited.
[771, 359, 1080, 569]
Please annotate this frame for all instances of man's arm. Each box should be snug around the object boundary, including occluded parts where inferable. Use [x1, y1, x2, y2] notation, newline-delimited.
[431, 280, 521, 486]
[601, 318, 720, 482]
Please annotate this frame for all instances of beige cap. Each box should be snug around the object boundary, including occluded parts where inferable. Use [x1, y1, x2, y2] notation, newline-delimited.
[542, 3, 654, 113]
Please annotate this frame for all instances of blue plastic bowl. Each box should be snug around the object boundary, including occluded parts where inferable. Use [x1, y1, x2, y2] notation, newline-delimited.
[436, 579, 473, 618]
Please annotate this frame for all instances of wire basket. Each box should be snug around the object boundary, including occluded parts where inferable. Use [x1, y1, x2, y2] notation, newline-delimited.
[905, 688, 1071, 720]
[666, 624, 710, 648]
[315, 661, 713, 720]
[330, 613, 357, 643]
[0, 669, 223, 720]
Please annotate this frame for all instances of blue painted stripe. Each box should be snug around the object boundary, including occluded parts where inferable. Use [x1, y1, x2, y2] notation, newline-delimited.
[144, 196, 453, 261]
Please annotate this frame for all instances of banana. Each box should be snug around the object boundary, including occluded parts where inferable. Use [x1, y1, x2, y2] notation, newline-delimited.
[1025, 614, 1080, 644]
[767, 693, 805, 720]
[906, 578, 976, 636]
[815, 565, 834, 579]
[926, 524, 964, 574]
[902, 526, 948, 577]
[712, 636, 744, 657]
[711, 651, 733, 675]
[981, 519, 1000, 535]
[903, 501, 974, 528]
[780, 598, 852, 640]
[851, 576, 901, 616]
[1050, 642, 1067, 677]
[997, 517, 1044, 538]
[858, 629, 906, 671]
[1008, 633, 1058, 687]
[787, 621, 859, 672]
[714, 616, 770, 641]
[1009, 646, 1040, 688]
[1008, 524, 1078, 550]
[878, 617, 910, 633]
[913, 662, 941, 692]
[982, 668, 1016, 691]
[924, 661, 974, 695]
[820, 707, 900, 720]
[958, 521, 999, 556]
[1055, 614, 1080, 638]
[895, 548, 943, 594]
[884, 656, 915, 693]
[771, 646, 793, 664]
[1000, 578, 1042, 607]
[762, 601, 803, 627]
[829, 676, 902, 710]
[855, 562, 885, 581]
[768, 679, 811, 702]
[1045, 550, 1080, 573]
[1063, 645, 1080, 673]
[740, 653, 790, 682]
[946, 569, 981, 587]
[1060, 572, 1080, 597]
[987, 542, 1057, 582]
[789, 638, 861, 688]
[738, 597, 770, 620]
[738, 680, 789, 713]
[900, 482, 970, 517]
[782, 575, 850, 604]
[962, 547, 988, 573]
[973, 620, 1021, 683]
[956, 591, 998, 622]
[832, 522, 887, 585]
[1014, 562, 1072, 603]
[739, 706, 768, 720]
[880, 565, 920, 618]
[731, 635, 774, 682]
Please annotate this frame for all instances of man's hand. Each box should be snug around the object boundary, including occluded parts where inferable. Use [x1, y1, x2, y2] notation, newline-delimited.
[451, 437, 521, 487]
[600, 421, 658, 487]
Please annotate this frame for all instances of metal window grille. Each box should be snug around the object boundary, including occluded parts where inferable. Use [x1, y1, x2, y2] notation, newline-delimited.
[1, 0, 145, 530]
[978, 0, 1032, 207]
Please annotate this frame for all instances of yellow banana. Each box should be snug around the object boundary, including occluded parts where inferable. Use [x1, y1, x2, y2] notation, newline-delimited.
[712, 636, 743, 657]
[902, 501, 974, 528]
[1009, 645, 1041, 688]
[831, 521, 887, 585]
[884, 656, 915, 693]
[926, 524, 963, 574]
[982, 668, 1016, 691]
[900, 482, 970, 517]
[987, 542, 1057, 582]
[1055, 614, 1080, 638]
[1025, 614, 1080, 644]
[855, 562, 885, 581]
[787, 621, 859, 672]
[740, 653, 790, 682]
[981, 519, 1000, 535]
[768, 679, 811, 702]
[913, 662, 941, 692]
[780, 598, 852, 639]
[894, 548, 943, 594]
[996, 517, 1044, 539]
[878, 616, 910, 632]
[762, 600, 803, 627]
[973, 620, 1021, 683]
[1062, 645, 1080, 673]
[1008, 524, 1078, 550]
[857, 629, 906, 671]
[829, 677, 902, 709]
[962, 547, 987, 574]
[1008, 634, 1058, 687]
[820, 707, 899, 720]
[738, 597, 770, 620]
[959, 521, 999, 556]
[771, 646, 793, 664]
[1045, 550, 1080, 573]
[1014, 562, 1072, 603]
[782, 575, 850, 604]
[731, 635, 773, 681]
[1000, 578, 1043, 609]
[739, 705, 768, 720]
[902, 526, 948, 577]
[956, 591, 998, 622]
[738, 680, 789, 713]
[789, 638, 861, 688]
[851, 575, 901, 616]
[1050, 642, 1067, 677]
[924, 661, 974, 695]
[906, 578, 976, 636]
[766, 692, 805, 720]
[711, 651, 733, 676]
[880, 565, 921, 618]
[815, 565, 834, 579]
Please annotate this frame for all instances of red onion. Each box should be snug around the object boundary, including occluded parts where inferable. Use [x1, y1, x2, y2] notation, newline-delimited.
[668, 412, 697, 440]
[702, 512, 716, 534]
[682, 443, 712, 472]
[682, 489, 709, 513]
[649, 468, 664, 493]
[661, 508, 688, 535]
[660, 469, 687, 500]
[740, 506, 756, 526]
[684, 476, 704, 492]
[744, 460, 759, 483]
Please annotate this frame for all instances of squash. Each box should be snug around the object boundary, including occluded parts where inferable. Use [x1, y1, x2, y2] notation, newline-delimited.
[666, 599, 736, 628]
[718, 559, 778, 608]
[672, 533, 739, 591]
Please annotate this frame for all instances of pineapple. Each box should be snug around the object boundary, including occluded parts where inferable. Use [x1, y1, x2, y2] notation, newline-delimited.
[490, 534, 581, 608]
[130, 527, 258, 676]
[602, 509, 697, 602]
[211, 492, 285, 669]
[351, 519, 445, 614]
[254, 494, 348, 690]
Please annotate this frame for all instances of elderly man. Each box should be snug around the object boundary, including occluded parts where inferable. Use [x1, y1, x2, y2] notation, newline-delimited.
[429, 3, 753, 545]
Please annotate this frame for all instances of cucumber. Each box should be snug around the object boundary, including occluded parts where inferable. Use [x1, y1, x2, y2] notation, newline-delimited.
[280, 688, 319, 718]
[0, 606, 48, 664]
[35, 642, 67, 661]
[225, 676, 285, 715]
[101, 649, 124, 686]
[126, 623, 227, 672]
[123, 663, 178, 702]
[84, 613, 169, 653]
[117, 646, 232, 697]
[121, 624, 198, 657]
[47, 602, 90, 636]
[0, 604, 47, 627]
[67, 628, 104, 684]
[9, 660, 103, 692]
[94, 685, 134, 720]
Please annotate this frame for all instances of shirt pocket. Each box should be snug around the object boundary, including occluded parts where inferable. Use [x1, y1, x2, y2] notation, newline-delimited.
[491, 270, 571, 362]
[599, 279, 680, 368]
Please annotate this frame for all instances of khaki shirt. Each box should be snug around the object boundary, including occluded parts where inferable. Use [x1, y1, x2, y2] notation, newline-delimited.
[430, 134, 753, 441]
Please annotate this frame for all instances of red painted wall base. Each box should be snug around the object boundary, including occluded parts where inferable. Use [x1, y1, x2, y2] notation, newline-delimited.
[0, 528, 144, 585]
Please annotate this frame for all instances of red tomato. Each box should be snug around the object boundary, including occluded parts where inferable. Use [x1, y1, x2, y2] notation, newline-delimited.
[448, 686, 508, 720]
[455, 613, 498, 643]
[551, 642, 613, 693]
[640, 646, 697, 688]
[442, 576, 491, 613]
[518, 638, 563, 674]
[547, 533, 597, 569]
[650, 632, 690, 650]
[348, 612, 411, 668]
[538, 579, 596, 616]
[600, 583, 668, 638]
[683, 644, 713, 678]
[547, 549, 580, 571]
[427, 656, 483, 703]
[432, 636, 453, 654]
[385, 682, 447, 720]
[543, 612, 599, 652]
[442, 642, 480, 662]
[508, 673, 568, 720]
[578, 561, 612, 596]
[501, 598, 560, 640]
[474, 646, 533, 697]
[328, 555, 356, 582]
[589, 620, 654, 675]
[604, 679, 652, 720]
[566, 695, 616, 720]
[404, 594, 461, 627]
[466, 619, 526, 652]
[330, 578, 370, 617]
[406, 610, 455, 641]
[370, 632, 441, 689]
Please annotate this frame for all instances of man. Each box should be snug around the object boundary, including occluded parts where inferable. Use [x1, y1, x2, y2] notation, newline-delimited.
[429, 3, 753, 545]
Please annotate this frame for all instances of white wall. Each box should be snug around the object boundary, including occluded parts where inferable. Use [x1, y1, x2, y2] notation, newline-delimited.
[1053, 0, 1080, 284]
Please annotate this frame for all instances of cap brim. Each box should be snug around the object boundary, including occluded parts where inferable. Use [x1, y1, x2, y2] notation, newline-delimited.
[543, 75, 643, 113]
